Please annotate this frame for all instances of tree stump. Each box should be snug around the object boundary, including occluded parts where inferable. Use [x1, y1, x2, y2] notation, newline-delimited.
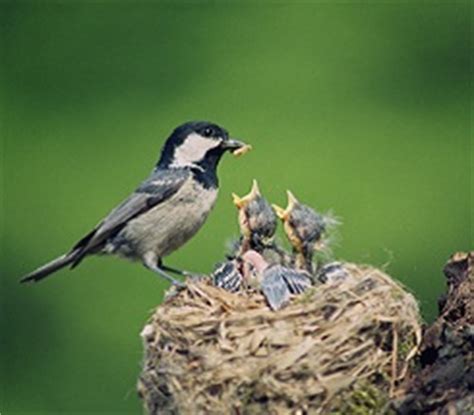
[393, 252, 474, 414]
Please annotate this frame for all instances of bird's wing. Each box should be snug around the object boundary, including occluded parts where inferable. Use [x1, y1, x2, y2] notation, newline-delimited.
[261, 266, 291, 311]
[213, 261, 243, 292]
[70, 169, 190, 266]
[282, 269, 312, 294]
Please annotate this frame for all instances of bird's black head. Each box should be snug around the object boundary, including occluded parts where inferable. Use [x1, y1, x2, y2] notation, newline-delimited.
[156, 121, 247, 174]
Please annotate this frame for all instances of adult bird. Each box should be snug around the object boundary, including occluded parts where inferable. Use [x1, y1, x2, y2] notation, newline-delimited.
[21, 121, 250, 286]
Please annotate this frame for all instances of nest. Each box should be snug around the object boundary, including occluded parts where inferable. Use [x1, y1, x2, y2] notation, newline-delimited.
[138, 263, 421, 415]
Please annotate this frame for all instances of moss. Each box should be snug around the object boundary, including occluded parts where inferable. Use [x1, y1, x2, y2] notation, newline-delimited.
[330, 381, 392, 415]
[398, 334, 416, 361]
[390, 287, 406, 301]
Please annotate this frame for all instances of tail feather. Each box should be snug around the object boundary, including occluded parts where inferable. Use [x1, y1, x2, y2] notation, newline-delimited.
[20, 252, 78, 283]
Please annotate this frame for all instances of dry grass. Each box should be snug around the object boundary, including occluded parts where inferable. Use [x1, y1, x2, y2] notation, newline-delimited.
[138, 263, 421, 415]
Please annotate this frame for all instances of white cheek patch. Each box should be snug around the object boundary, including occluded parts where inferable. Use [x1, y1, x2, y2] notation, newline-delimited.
[171, 133, 221, 168]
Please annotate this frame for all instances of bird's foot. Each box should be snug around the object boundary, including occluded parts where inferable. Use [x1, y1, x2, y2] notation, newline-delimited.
[158, 271, 186, 288]
[185, 273, 208, 283]
[159, 263, 207, 282]
[170, 278, 186, 288]
[143, 259, 186, 288]
[158, 262, 194, 278]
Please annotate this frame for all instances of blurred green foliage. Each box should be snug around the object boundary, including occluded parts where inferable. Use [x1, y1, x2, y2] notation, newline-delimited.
[1, 2, 471, 414]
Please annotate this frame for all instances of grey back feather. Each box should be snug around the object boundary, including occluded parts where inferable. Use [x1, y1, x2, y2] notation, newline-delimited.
[71, 168, 190, 266]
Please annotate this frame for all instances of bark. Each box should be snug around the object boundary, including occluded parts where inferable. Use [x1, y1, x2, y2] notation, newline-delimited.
[393, 252, 474, 414]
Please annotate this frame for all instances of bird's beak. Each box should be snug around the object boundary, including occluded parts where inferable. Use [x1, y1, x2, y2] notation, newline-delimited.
[273, 190, 298, 220]
[221, 138, 252, 156]
[272, 204, 288, 220]
[249, 179, 261, 198]
[232, 192, 244, 208]
[232, 179, 261, 208]
[286, 190, 299, 211]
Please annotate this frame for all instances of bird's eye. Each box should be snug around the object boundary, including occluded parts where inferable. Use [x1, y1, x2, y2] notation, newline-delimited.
[203, 127, 214, 137]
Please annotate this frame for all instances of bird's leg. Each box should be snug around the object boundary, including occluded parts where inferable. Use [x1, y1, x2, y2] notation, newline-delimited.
[158, 261, 186, 275]
[147, 264, 185, 287]
[158, 260, 206, 281]
[143, 254, 185, 287]
[157, 260, 193, 277]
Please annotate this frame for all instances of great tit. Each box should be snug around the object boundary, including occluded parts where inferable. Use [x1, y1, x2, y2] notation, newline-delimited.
[21, 121, 250, 286]
[273, 191, 328, 273]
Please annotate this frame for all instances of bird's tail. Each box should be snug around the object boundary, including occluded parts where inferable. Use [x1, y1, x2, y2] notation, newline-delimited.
[20, 251, 78, 284]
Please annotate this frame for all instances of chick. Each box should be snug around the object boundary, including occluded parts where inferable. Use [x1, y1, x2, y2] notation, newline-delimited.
[232, 180, 278, 255]
[242, 250, 312, 311]
[273, 191, 330, 274]
[315, 261, 350, 284]
[212, 259, 243, 293]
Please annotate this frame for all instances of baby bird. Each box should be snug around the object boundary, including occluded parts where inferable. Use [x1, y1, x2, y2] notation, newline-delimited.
[242, 250, 312, 311]
[212, 259, 243, 293]
[315, 261, 350, 284]
[273, 191, 331, 274]
[232, 180, 277, 255]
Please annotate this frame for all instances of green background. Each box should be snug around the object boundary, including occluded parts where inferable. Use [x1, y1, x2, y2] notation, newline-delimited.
[1, 2, 471, 414]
